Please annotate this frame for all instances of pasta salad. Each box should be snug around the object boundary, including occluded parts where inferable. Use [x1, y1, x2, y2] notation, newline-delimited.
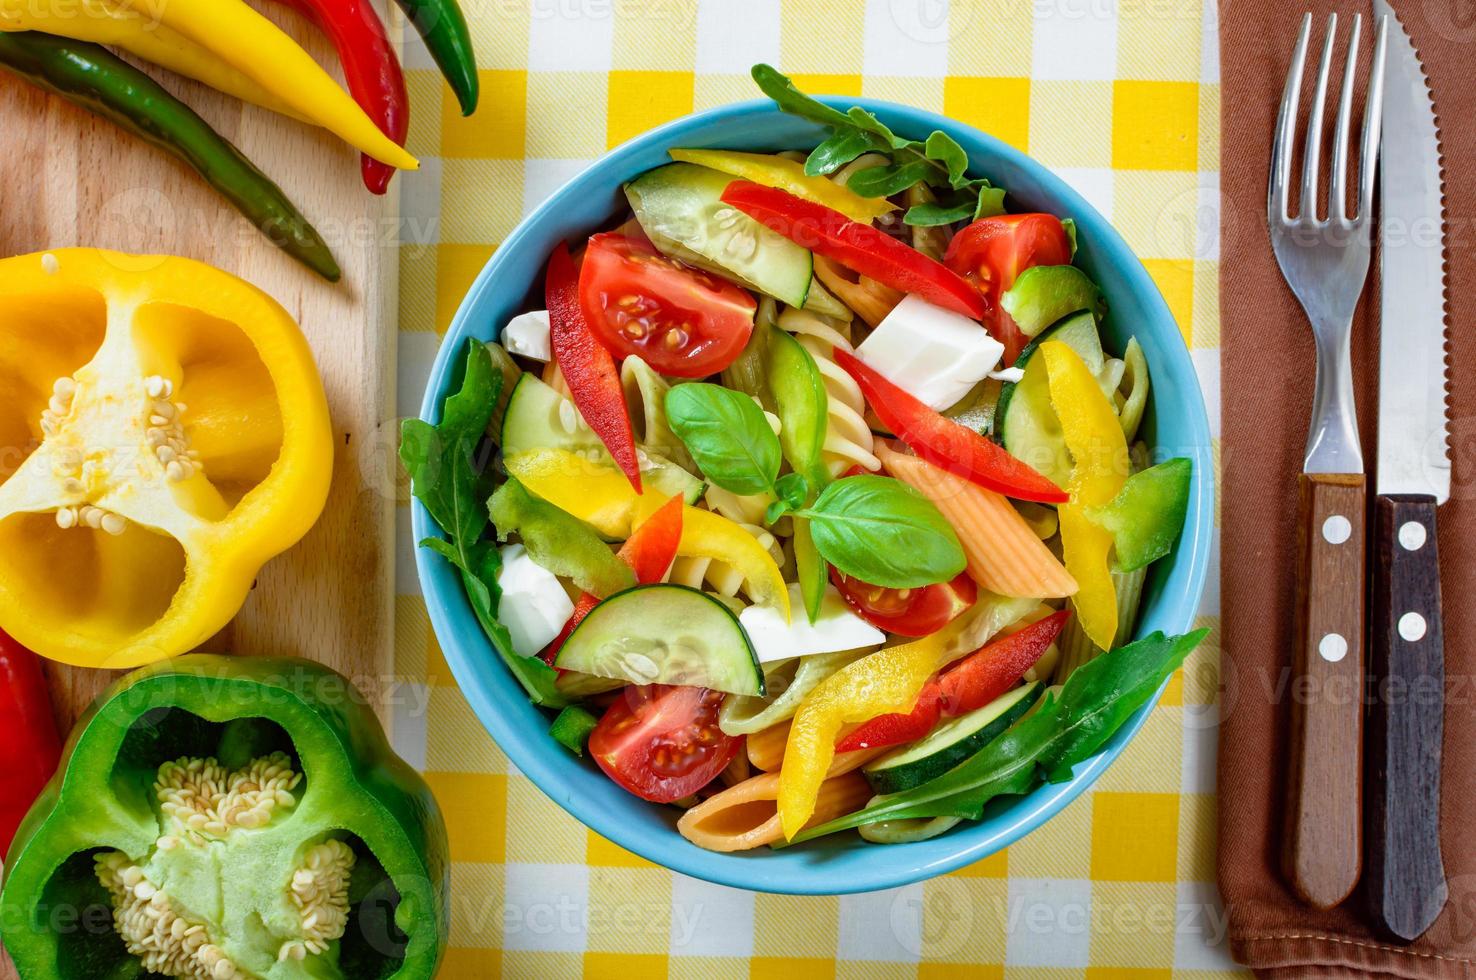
[402, 66, 1207, 851]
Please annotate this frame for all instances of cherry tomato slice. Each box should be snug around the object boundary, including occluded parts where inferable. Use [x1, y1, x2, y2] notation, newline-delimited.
[577, 233, 756, 378]
[588, 685, 741, 803]
[830, 568, 978, 638]
[944, 214, 1073, 364]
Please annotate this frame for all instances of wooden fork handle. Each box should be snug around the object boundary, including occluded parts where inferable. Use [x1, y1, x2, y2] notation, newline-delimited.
[1282, 472, 1365, 909]
[1366, 494, 1447, 941]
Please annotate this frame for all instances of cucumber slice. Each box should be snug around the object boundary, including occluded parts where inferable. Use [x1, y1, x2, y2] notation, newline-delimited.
[555, 584, 765, 696]
[862, 682, 1042, 794]
[501, 373, 587, 455]
[626, 163, 813, 308]
[995, 313, 1106, 490]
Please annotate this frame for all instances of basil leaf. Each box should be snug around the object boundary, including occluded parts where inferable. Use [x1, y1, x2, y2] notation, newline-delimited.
[400, 341, 566, 707]
[975, 185, 1008, 219]
[788, 628, 1209, 842]
[765, 472, 810, 524]
[1061, 217, 1079, 257]
[665, 383, 781, 496]
[800, 475, 965, 588]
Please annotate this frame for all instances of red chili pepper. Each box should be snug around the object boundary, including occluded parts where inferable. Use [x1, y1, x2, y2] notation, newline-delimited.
[546, 241, 641, 491]
[0, 629, 62, 855]
[719, 180, 986, 320]
[542, 494, 683, 665]
[837, 610, 1070, 752]
[833, 347, 1069, 504]
[276, 0, 409, 195]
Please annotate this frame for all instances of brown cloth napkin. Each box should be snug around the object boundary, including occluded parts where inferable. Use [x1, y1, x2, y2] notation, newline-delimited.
[1218, 1, 1476, 977]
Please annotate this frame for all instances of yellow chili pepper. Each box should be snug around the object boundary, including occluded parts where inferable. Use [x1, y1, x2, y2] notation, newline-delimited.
[776, 593, 1039, 838]
[0, 249, 334, 668]
[669, 148, 896, 224]
[505, 451, 791, 619]
[0, 0, 416, 169]
[1041, 341, 1130, 650]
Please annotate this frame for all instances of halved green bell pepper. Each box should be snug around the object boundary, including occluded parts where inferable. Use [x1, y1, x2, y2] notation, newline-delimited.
[0, 655, 448, 980]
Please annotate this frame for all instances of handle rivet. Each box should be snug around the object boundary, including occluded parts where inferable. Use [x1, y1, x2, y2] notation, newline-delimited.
[1319, 633, 1348, 662]
[1398, 520, 1427, 551]
[1398, 612, 1427, 642]
[1322, 515, 1352, 544]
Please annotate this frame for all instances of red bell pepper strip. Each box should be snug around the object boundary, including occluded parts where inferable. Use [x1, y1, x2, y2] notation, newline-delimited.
[836, 609, 1070, 752]
[546, 241, 641, 491]
[833, 347, 1069, 504]
[0, 629, 62, 854]
[719, 180, 987, 320]
[275, 0, 409, 195]
[542, 494, 684, 665]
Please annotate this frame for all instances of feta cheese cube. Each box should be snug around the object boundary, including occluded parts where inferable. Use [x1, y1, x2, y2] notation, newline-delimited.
[738, 584, 885, 664]
[495, 543, 574, 657]
[855, 294, 1005, 411]
[502, 309, 552, 362]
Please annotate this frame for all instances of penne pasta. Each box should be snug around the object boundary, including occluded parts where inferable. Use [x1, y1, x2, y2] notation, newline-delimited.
[878, 444, 1078, 599]
[746, 720, 789, 772]
[677, 762, 878, 852]
[812, 255, 903, 328]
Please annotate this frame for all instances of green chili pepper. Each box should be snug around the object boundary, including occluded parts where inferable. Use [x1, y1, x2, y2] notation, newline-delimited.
[392, 0, 480, 115]
[0, 32, 340, 281]
[0, 655, 448, 979]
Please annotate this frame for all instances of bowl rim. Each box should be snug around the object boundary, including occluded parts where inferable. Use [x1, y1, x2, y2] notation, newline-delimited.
[413, 95, 1215, 895]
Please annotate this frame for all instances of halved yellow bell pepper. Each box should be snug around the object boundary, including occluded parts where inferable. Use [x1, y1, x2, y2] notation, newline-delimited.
[776, 593, 1039, 838]
[1041, 341, 1130, 650]
[669, 148, 896, 224]
[505, 449, 791, 619]
[0, 249, 333, 668]
[0, 0, 416, 169]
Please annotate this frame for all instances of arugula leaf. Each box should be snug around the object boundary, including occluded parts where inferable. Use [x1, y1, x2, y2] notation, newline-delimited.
[798, 475, 965, 588]
[788, 629, 1209, 842]
[400, 340, 565, 707]
[489, 479, 636, 599]
[750, 64, 1005, 227]
[665, 384, 782, 496]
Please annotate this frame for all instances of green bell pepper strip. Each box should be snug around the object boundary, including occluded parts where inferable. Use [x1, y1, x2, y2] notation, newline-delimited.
[0, 32, 339, 282]
[391, 0, 479, 115]
[549, 705, 600, 757]
[766, 325, 830, 621]
[1085, 457, 1193, 572]
[0, 655, 448, 980]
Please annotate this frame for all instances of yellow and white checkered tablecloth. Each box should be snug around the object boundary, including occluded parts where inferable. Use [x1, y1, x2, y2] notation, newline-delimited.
[390, 1, 1236, 976]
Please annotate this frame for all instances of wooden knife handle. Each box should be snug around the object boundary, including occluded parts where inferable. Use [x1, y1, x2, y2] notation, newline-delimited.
[1283, 472, 1365, 909]
[1366, 494, 1447, 941]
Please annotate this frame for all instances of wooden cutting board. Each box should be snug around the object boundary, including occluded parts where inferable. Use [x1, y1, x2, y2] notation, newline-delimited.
[0, 16, 399, 752]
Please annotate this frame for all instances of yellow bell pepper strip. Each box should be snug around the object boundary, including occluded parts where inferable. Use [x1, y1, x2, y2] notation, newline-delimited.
[669, 148, 895, 224]
[0, 249, 333, 668]
[1041, 340, 1130, 650]
[776, 592, 1039, 838]
[635, 495, 791, 620]
[0, 0, 418, 169]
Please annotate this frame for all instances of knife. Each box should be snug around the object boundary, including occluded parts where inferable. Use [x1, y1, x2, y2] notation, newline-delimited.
[1367, 0, 1450, 942]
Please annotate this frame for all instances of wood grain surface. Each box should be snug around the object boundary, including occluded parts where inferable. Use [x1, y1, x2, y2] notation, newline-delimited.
[0, 14, 399, 973]
[1282, 471, 1366, 910]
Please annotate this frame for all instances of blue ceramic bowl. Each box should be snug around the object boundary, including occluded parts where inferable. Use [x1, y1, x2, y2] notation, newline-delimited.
[414, 97, 1214, 895]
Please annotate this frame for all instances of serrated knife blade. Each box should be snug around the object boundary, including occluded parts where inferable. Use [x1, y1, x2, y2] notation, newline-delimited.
[1367, 0, 1450, 944]
[1375, 0, 1450, 502]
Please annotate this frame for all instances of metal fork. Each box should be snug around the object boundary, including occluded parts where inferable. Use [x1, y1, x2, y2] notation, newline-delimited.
[1269, 11, 1388, 911]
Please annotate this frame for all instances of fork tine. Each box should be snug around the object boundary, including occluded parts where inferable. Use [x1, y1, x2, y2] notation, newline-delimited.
[1357, 15, 1390, 220]
[1270, 14, 1313, 222]
[1300, 14, 1338, 220]
[1330, 15, 1361, 221]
